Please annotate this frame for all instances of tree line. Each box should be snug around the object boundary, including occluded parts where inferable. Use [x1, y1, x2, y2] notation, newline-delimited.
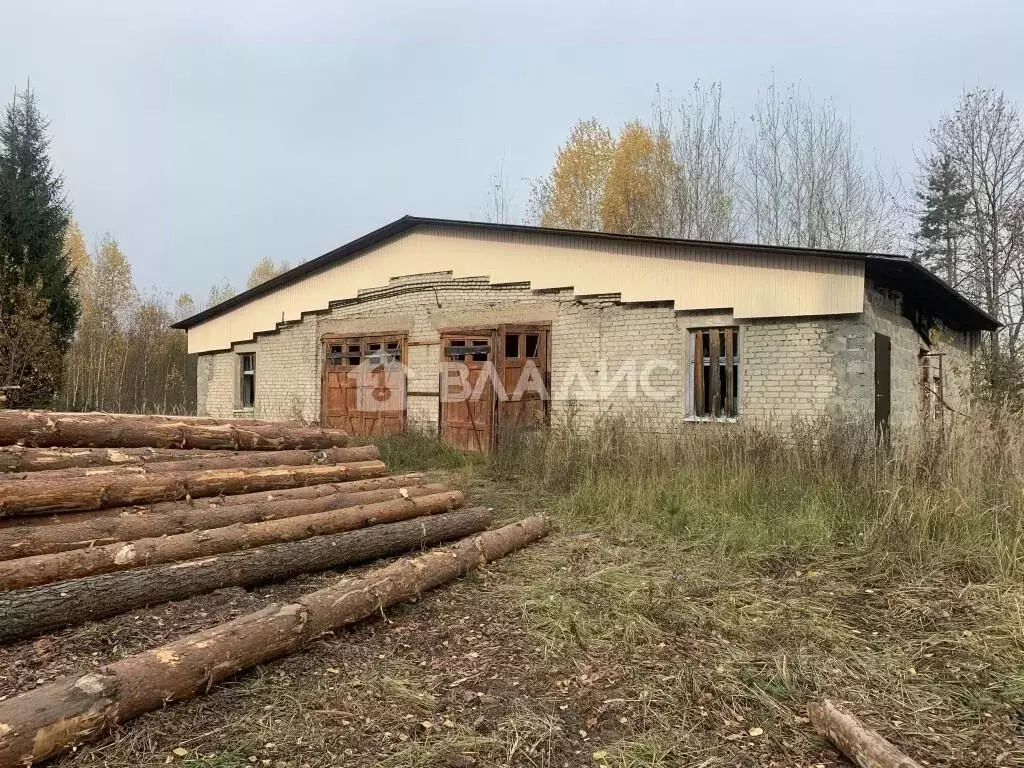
[0, 85, 293, 412]
[498, 79, 1024, 403]
[1, 78, 1021, 413]
[518, 81, 899, 251]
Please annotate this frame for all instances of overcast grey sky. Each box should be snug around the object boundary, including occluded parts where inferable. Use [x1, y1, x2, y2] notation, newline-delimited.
[3, 0, 1022, 299]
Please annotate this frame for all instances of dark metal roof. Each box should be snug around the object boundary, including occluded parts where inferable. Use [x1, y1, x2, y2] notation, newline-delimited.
[171, 215, 999, 332]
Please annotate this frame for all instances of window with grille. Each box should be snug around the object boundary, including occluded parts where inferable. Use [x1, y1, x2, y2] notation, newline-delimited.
[239, 353, 256, 409]
[689, 328, 739, 418]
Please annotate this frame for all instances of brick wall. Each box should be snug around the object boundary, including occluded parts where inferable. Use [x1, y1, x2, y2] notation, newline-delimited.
[194, 273, 976, 434]
[548, 297, 685, 428]
[196, 352, 234, 419]
[864, 282, 973, 431]
[196, 276, 688, 427]
[740, 316, 872, 426]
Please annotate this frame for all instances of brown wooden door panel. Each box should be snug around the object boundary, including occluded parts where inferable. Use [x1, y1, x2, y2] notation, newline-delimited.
[441, 335, 494, 452]
[497, 326, 550, 437]
[322, 335, 406, 437]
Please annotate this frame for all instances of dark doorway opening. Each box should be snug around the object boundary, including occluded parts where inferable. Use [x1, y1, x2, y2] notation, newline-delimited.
[874, 332, 891, 435]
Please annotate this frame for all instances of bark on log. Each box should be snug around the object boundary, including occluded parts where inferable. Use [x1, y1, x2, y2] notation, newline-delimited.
[0, 491, 465, 589]
[2, 446, 380, 481]
[0, 508, 492, 644]
[0, 473, 428, 529]
[2, 410, 297, 426]
[0, 446, 236, 473]
[0, 411, 349, 450]
[0, 461, 386, 517]
[0, 515, 550, 767]
[807, 700, 925, 768]
[0, 481, 448, 559]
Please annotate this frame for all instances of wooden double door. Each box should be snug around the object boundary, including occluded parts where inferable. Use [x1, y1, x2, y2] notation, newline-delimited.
[321, 335, 406, 437]
[440, 325, 549, 452]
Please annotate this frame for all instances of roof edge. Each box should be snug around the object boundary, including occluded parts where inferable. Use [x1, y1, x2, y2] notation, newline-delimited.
[171, 214, 998, 332]
[171, 215, 421, 329]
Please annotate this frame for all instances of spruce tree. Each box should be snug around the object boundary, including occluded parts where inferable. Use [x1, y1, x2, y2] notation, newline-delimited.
[914, 152, 970, 289]
[0, 85, 79, 350]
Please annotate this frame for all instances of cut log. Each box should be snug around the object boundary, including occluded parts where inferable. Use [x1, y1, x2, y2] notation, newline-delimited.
[2, 410, 297, 426]
[3, 445, 380, 481]
[0, 473, 427, 529]
[0, 515, 549, 767]
[0, 481, 448, 559]
[0, 461, 386, 517]
[0, 446, 237, 473]
[0, 507, 493, 644]
[0, 490, 465, 589]
[807, 700, 925, 768]
[0, 411, 349, 450]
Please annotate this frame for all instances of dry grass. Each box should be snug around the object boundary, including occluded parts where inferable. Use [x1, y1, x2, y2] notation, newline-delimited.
[1, 415, 1022, 766]
[494, 411, 1024, 580]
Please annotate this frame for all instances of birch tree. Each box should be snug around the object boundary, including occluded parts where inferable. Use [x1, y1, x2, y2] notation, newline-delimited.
[652, 82, 739, 240]
[739, 81, 898, 251]
[59, 237, 194, 414]
[600, 121, 677, 236]
[926, 88, 1024, 356]
[483, 158, 514, 224]
[246, 257, 291, 289]
[529, 119, 614, 229]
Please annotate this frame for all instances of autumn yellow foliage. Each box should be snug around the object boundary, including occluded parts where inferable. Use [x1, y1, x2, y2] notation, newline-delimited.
[600, 121, 677, 236]
[540, 119, 614, 231]
[533, 119, 678, 237]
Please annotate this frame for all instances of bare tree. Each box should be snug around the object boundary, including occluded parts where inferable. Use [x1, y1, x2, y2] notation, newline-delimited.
[652, 82, 739, 240]
[739, 81, 899, 252]
[524, 175, 551, 226]
[929, 88, 1024, 355]
[483, 157, 514, 224]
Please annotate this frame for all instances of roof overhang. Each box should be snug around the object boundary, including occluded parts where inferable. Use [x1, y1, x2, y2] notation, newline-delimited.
[172, 215, 1000, 333]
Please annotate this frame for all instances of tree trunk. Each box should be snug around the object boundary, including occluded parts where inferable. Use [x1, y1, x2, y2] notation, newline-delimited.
[0, 482, 448, 559]
[0, 508, 493, 644]
[0, 411, 350, 450]
[0, 473, 427, 529]
[0, 461, 386, 517]
[2, 446, 380, 480]
[807, 700, 925, 768]
[0, 515, 550, 767]
[0, 491, 464, 589]
[0, 446, 234, 472]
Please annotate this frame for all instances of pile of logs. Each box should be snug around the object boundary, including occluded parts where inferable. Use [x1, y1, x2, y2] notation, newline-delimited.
[0, 410, 550, 767]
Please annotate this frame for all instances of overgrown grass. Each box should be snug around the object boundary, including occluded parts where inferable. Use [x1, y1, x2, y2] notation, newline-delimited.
[492, 410, 1024, 580]
[372, 430, 481, 474]
[30, 414, 1021, 767]
[485, 415, 1024, 764]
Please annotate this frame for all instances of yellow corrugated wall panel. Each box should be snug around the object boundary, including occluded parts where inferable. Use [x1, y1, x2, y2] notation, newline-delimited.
[186, 227, 864, 353]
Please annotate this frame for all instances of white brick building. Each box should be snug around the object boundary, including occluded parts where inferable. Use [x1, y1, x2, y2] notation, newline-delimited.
[174, 216, 997, 449]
